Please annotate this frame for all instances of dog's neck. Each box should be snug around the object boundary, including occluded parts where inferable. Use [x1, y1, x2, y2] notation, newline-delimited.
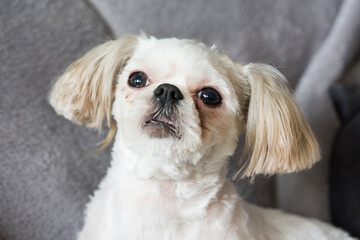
[88, 133, 248, 236]
[109, 133, 232, 205]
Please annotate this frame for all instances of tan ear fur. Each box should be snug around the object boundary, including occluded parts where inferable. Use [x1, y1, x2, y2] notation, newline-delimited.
[237, 63, 320, 178]
[49, 36, 138, 130]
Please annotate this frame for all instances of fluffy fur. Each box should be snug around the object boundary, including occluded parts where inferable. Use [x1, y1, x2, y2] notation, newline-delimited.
[49, 36, 354, 240]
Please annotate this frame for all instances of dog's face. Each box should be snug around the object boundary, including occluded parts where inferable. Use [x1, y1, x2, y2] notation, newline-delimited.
[49, 36, 320, 179]
[113, 38, 242, 165]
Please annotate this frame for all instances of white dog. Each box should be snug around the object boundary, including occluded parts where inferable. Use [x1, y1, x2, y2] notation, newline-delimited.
[49, 36, 355, 240]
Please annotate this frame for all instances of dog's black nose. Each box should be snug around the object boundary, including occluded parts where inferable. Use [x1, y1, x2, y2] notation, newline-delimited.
[154, 83, 183, 105]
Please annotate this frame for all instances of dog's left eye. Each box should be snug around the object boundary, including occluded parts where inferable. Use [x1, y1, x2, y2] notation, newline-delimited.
[197, 88, 222, 107]
[128, 72, 150, 88]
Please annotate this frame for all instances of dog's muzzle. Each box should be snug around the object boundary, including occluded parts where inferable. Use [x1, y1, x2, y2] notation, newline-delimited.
[143, 84, 183, 138]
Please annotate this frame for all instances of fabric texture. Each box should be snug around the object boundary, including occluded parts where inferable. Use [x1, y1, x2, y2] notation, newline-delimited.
[329, 66, 360, 238]
[277, 0, 360, 221]
[0, 1, 112, 239]
[329, 82, 360, 238]
[1, 0, 360, 239]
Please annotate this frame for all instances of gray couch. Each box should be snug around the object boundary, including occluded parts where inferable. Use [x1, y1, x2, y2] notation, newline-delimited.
[1, 0, 360, 239]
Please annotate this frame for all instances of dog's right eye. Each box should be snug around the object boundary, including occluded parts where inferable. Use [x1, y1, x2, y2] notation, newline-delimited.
[128, 72, 149, 88]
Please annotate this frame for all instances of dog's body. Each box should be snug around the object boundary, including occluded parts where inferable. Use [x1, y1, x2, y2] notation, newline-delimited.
[78, 155, 351, 240]
[49, 36, 355, 239]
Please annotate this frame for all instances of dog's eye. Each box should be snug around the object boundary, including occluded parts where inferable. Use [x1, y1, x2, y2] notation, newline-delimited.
[197, 88, 222, 106]
[128, 72, 150, 88]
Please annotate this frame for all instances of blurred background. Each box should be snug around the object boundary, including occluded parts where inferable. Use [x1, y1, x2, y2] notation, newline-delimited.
[1, 0, 360, 239]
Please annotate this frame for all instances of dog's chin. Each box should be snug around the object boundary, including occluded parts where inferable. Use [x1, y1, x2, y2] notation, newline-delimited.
[143, 115, 181, 139]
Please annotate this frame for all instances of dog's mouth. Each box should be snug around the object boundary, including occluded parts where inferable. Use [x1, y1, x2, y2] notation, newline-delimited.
[143, 108, 180, 138]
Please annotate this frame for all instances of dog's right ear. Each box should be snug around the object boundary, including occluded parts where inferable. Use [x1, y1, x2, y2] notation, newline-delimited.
[49, 36, 138, 130]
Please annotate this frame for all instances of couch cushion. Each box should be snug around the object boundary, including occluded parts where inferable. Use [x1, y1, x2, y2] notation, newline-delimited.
[0, 1, 112, 239]
[90, 0, 341, 86]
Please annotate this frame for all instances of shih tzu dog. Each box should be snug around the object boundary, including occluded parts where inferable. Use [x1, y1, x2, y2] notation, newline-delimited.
[49, 36, 355, 240]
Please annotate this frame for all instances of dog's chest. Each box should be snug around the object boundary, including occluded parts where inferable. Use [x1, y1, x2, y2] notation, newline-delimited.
[107, 177, 207, 239]
[80, 173, 245, 240]
[110, 191, 234, 240]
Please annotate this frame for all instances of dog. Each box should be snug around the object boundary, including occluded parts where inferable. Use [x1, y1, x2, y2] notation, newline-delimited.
[49, 35, 355, 240]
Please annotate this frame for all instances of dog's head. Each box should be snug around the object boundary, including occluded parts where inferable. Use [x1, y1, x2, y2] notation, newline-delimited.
[49, 36, 320, 179]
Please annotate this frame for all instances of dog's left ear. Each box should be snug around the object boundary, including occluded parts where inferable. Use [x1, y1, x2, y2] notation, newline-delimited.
[49, 36, 138, 130]
[237, 63, 320, 178]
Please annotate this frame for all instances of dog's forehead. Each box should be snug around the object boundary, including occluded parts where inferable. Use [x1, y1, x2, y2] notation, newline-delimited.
[129, 38, 221, 84]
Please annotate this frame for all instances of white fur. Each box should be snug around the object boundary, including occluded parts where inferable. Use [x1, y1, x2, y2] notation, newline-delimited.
[49, 36, 355, 240]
